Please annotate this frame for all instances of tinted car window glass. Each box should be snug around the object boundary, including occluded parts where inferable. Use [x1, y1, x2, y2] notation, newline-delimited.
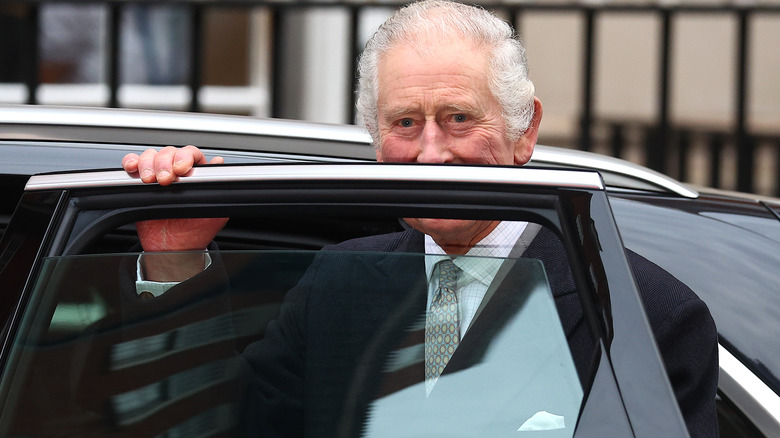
[0, 174, 27, 239]
[610, 196, 780, 393]
[0, 228, 588, 437]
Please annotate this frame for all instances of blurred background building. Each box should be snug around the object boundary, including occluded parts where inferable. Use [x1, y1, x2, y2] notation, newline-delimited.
[1, 1, 780, 195]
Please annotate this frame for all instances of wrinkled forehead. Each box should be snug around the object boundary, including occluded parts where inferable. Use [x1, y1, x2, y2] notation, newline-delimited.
[377, 36, 492, 89]
[375, 43, 496, 123]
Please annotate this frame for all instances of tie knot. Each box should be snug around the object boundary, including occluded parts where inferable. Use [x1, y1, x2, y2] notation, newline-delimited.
[438, 259, 461, 291]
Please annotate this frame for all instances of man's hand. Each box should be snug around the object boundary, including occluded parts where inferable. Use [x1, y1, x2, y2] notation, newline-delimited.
[122, 145, 224, 186]
[122, 146, 228, 281]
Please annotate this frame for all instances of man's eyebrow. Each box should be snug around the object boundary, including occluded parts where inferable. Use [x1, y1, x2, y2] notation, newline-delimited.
[381, 103, 481, 120]
[380, 105, 420, 121]
[442, 102, 481, 114]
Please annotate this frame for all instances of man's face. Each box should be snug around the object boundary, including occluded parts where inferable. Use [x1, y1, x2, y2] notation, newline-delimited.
[375, 38, 525, 166]
[374, 38, 539, 254]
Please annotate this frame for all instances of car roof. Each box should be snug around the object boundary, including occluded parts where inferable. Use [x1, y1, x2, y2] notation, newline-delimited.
[1, 104, 696, 197]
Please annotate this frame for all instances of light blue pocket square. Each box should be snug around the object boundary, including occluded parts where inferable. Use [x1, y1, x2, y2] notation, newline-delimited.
[517, 410, 566, 431]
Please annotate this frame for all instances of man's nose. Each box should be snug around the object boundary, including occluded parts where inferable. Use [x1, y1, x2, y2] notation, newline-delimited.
[416, 121, 452, 163]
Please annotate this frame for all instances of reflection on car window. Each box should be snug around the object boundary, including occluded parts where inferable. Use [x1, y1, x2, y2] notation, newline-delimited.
[0, 247, 586, 437]
[611, 196, 780, 395]
[363, 257, 582, 438]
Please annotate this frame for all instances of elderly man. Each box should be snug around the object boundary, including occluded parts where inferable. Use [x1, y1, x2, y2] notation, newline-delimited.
[123, 1, 718, 436]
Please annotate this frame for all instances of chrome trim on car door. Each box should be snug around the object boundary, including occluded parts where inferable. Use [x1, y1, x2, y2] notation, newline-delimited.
[25, 164, 605, 191]
[718, 344, 780, 436]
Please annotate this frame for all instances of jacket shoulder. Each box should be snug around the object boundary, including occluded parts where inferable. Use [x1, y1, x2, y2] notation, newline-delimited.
[324, 228, 424, 253]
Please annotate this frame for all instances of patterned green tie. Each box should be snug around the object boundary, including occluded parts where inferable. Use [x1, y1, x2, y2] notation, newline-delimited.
[425, 259, 462, 394]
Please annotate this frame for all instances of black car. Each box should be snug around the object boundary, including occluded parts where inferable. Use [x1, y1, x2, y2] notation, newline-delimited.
[0, 105, 778, 437]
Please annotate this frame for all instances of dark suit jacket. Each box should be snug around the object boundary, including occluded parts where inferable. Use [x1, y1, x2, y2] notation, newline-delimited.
[238, 227, 719, 438]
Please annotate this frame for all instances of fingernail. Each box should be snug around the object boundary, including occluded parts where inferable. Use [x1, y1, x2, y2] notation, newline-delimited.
[141, 169, 153, 179]
[158, 170, 171, 180]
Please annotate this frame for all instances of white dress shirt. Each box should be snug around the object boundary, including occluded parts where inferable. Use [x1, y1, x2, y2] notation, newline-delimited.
[135, 253, 211, 297]
[137, 222, 534, 317]
[423, 221, 528, 338]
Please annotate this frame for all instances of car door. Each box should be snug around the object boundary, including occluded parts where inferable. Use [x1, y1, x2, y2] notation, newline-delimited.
[609, 192, 780, 437]
[0, 163, 688, 437]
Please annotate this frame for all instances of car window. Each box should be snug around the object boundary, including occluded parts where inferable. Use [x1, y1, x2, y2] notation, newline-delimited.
[0, 174, 28, 240]
[610, 195, 780, 395]
[0, 237, 585, 436]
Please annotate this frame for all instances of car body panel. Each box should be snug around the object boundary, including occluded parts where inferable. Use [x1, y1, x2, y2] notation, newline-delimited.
[0, 105, 693, 197]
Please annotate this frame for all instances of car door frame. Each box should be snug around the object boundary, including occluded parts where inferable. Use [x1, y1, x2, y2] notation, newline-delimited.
[0, 163, 689, 437]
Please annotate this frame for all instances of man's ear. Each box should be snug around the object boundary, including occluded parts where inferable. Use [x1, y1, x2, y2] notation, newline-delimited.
[513, 97, 543, 166]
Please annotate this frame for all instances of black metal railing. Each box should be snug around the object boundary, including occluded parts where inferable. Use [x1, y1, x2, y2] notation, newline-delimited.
[3, 1, 780, 195]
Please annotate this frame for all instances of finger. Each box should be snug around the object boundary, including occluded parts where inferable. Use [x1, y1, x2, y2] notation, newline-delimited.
[209, 156, 224, 165]
[122, 153, 140, 173]
[153, 146, 179, 186]
[172, 145, 206, 176]
[137, 148, 160, 183]
[189, 145, 209, 165]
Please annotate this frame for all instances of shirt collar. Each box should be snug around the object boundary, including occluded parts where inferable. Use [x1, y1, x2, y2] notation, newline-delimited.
[424, 221, 528, 285]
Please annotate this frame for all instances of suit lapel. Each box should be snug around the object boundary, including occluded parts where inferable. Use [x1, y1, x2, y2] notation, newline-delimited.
[362, 226, 585, 392]
[351, 229, 429, 398]
[470, 223, 542, 325]
[348, 226, 590, 416]
[522, 227, 582, 338]
[443, 225, 583, 378]
[521, 227, 595, 382]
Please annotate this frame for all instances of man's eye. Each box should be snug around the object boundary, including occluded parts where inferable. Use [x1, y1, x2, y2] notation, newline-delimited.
[452, 114, 468, 123]
[399, 118, 414, 128]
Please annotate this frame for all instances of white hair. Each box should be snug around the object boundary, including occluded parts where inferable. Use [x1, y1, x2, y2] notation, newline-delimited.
[355, 0, 536, 147]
